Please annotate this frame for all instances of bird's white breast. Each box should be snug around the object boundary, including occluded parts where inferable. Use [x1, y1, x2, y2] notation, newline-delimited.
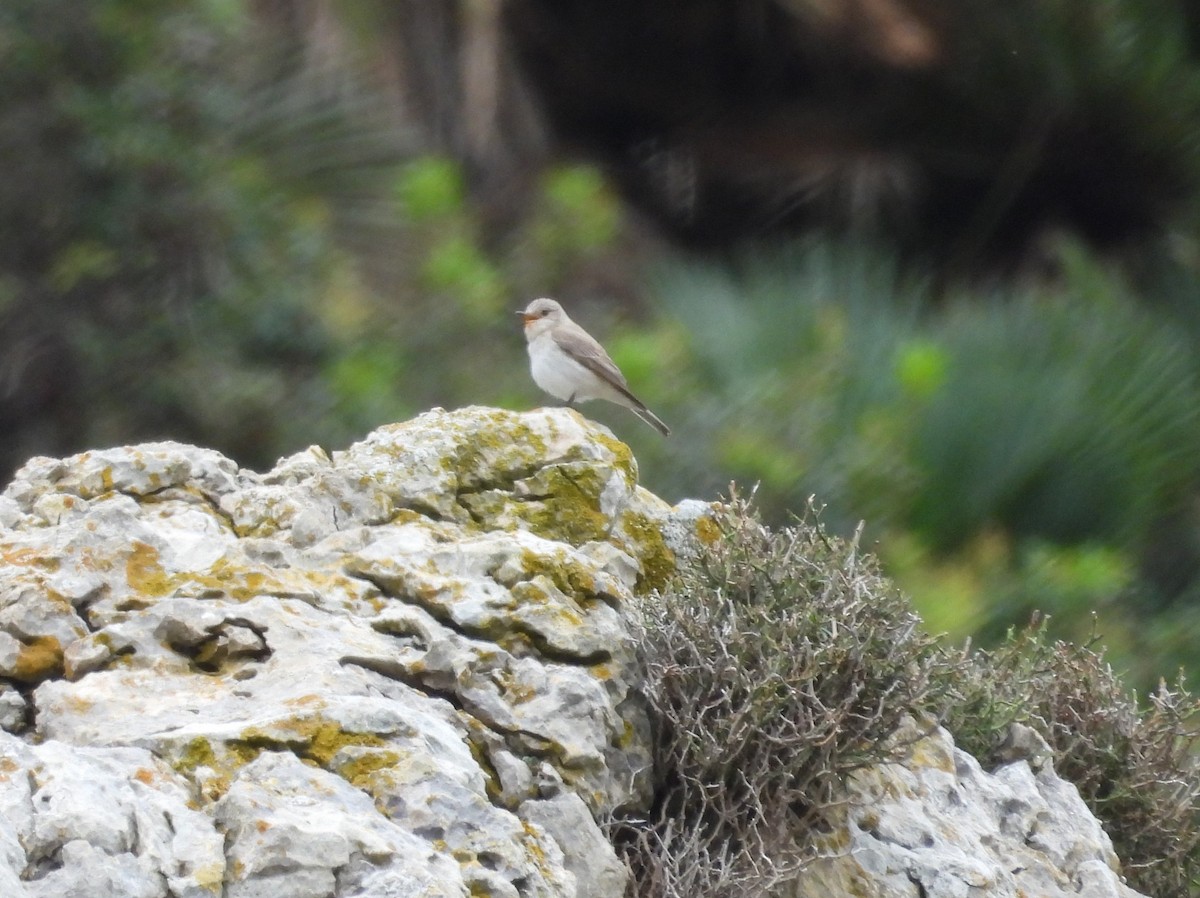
[527, 334, 602, 402]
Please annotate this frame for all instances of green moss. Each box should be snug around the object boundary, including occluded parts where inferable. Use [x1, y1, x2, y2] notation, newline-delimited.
[167, 721, 396, 803]
[909, 731, 955, 773]
[230, 720, 387, 769]
[166, 720, 384, 801]
[490, 666, 539, 705]
[169, 736, 247, 802]
[515, 464, 612, 545]
[388, 508, 429, 526]
[694, 513, 722, 547]
[173, 737, 218, 774]
[589, 432, 637, 487]
[451, 411, 549, 492]
[517, 549, 598, 597]
[618, 510, 675, 593]
[306, 721, 386, 765]
[226, 737, 270, 766]
[520, 819, 552, 873]
[858, 809, 881, 831]
[462, 717, 503, 804]
[196, 558, 269, 602]
[612, 716, 637, 749]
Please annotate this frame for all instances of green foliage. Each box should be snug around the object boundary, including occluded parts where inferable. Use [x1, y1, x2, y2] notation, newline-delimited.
[915, 265, 1200, 551]
[534, 165, 621, 256]
[894, 338, 949, 400]
[0, 2, 634, 481]
[0, 0, 413, 472]
[7, 0, 1200, 730]
[882, 532, 1138, 649]
[392, 155, 515, 323]
[653, 238, 1200, 538]
[421, 234, 506, 321]
[324, 342, 412, 430]
[396, 156, 466, 221]
[642, 237, 1200, 687]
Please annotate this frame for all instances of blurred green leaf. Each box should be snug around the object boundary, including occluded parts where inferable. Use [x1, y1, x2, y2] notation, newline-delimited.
[420, 234, 506, 322]
[717, 428, 799, 494]
[608, 330, 666, 391]
[49, 242, 120, 293]
[541, 165, 619, 247]
[396, 156, 465, 221]
[328, 343, 405, 402]
[1019, 542, 1133, 614]
[895, 339, 948, 400]
[532, 165, 621, 261]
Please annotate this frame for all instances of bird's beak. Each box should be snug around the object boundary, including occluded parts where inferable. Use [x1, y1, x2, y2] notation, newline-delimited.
[516, 310, 534, 324]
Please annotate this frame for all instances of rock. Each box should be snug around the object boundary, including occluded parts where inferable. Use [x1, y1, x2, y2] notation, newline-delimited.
[0, 733, 225, 898]
[0, 407, 1150, 898]
[520, 792, 627, 898]
[795, 717, 1146, 898]
[0, 685, 25, 732]
[995, 721, 1054, 770]
[658, 497, 719, 562]
[0, 408, 662, 898]
[214, 752, 469, 898]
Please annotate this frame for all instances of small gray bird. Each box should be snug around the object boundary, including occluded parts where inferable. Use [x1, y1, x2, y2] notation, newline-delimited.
[518, 298, 670, 436]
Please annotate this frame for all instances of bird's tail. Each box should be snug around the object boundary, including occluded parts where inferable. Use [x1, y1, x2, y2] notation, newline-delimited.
[631, 405, 671, 437]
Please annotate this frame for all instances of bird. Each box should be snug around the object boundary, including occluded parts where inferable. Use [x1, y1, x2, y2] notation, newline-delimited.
[518, 298, 670, 436]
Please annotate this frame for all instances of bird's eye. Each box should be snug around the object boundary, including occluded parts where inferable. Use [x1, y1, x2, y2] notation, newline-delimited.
[539, 310, 549, 317]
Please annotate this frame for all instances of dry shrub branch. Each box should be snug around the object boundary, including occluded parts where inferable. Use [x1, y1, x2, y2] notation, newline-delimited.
[614, 496, 1200, 898]
[943, 625, 1200, 898]
[614, 495, 946, 897]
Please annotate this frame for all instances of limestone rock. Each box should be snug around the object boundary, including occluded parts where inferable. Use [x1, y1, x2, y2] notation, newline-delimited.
[520, 792, 627, 898]
[0, 407, 1149, 898]
[0, 407, 669, 898]
[214, 752, 470, 898]
[0, 733, 224, 898]
[795, 718, 1147, 898]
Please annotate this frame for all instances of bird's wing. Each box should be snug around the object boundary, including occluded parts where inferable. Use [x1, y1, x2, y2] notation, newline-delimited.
[552, 328, 629, 389]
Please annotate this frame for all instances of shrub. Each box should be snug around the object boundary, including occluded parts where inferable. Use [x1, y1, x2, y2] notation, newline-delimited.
[614, 492, 946, 896]
[618, 497, 1200, 898]
[943, 623, 1200, 898]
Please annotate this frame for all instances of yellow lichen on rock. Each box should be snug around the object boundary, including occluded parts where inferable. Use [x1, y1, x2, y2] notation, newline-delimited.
[12, 635, 64, 684]
[517, 549, 598, 598]
[617, 508, 676, 593]
[125, 540, 173, 597]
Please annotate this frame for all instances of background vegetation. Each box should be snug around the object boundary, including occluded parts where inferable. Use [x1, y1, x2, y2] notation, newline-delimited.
[4, 0, 1200, 691]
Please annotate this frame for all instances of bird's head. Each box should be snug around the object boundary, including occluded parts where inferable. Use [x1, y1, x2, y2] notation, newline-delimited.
[517, 298, 565, 337]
